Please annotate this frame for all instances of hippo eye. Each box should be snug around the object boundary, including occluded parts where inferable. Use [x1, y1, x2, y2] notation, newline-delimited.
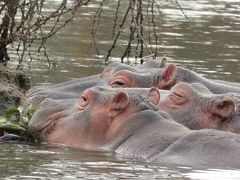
[113, 80, 125, 86]
[110, 79, 126, 88]
[170, 92, 187, 105]
[173, 92, 183, 98]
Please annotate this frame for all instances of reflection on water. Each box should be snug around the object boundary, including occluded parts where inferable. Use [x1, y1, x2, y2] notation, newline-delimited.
[185, 169, 240, 180]
[3, 0, 240, 179]
[0, 142, 187, 179]
[1, 142, 240, 179]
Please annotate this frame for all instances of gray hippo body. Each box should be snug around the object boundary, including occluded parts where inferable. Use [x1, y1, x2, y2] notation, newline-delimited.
[158, 82, 240, 133]
[26, 60, 240, 108]
[175, 67, 240, 94]
[28, 86, 240, 169]
[24, 62, 173, 109]
[141, 59, 240, 93]
[24, 74, 107, 114]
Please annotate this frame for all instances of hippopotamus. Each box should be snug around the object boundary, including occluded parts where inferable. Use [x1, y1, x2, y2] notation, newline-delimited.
[27, 58, 240, 101]
[25, 62, 134, 108]
[109, 63, 176, 89]
[24, 61, 175, 110]
[157, 82, 240, 133]
[101, 58, 169, 78]
[139, 57, 168, 69]
[28, 86, 240, 169]
[140, 59, 240, 93]
[23, 74, 107, 115]
[101, 62, 146, 78]
[102, 62, 175, 88]
[174, 66, 240, 94]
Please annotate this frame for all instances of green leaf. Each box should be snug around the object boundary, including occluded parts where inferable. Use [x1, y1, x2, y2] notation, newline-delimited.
[0, 116, 7, 124]
[4, 107, 20, 119]
[0, 122, 26, 132]
[17, 106, 24, 114]
[27, 104, 38, 119]
[21, 116, 29, 124]
[19, 116, 29, 127]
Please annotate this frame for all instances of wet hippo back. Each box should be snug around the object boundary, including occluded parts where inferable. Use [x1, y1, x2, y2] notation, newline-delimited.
[108, 110, 189, 159]
[176, 67, 240, 94]
[154, 129, 240, 169]
[28, 86, 240, 169]
[110, 110, 240, 169]
[158, 82, 240, 133]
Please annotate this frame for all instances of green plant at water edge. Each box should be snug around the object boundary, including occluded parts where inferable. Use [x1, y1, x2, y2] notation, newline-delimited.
[0, 104, 38, 141]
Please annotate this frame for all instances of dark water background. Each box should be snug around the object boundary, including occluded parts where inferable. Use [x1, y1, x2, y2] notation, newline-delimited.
[2, 0, 240, 179]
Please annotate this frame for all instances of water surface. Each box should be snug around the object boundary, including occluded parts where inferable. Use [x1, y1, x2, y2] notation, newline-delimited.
[4, 0, 240, 179]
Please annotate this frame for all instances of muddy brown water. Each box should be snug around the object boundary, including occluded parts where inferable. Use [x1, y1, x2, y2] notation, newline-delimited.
[3, 0, 240, 179]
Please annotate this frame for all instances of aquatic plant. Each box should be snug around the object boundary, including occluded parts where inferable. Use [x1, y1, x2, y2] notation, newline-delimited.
[0, 104, 37, 141]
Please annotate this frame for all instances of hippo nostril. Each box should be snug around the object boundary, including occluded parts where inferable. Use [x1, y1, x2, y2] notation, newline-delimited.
[80, 93, 89, 107]
[82, 96, 87, 102]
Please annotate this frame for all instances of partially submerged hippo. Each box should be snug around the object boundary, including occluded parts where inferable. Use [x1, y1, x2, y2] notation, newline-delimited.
[26, 61, 139, 103]
[28, 86, 240, 169]
[140, 57, 168, 69]
[26, 59, 240, 109]
[25, 62, 175, 109]
[141, 59, 240, 93]
[101, 62, 146, 78]
[25, 74, 106, 104]
[158, 82, 240, 133]
[175, 66, 240, 94]
[109, 64, 176, 89]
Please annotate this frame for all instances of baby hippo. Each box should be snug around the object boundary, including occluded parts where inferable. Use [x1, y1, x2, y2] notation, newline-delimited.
[158, 82, 240, 133]
[28, 86, 240, 169]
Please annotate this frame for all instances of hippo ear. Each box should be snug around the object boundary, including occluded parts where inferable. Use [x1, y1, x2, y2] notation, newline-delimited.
[109, 92, 129, 117]
[146, 88, 160, 105]
[101, 62, 121, 78]
[159, 57, 168, 68]
[158, 64, 176, 89]
[212, 96, 236, 118]
[100, 68, 112, 78]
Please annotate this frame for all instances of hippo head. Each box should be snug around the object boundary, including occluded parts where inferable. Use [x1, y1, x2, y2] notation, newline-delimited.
[158, 82, 237, 132]
[109, 64, 176, 89]
[141, 57, 168, 69]
[100, 62, 144, 79]
[28, 86, 160, 149]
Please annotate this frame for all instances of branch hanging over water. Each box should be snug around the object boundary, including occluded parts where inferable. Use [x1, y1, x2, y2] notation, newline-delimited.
[0, 0, 186, 66]
[91, 0, 186, 64]
[0, 0, 92, 66]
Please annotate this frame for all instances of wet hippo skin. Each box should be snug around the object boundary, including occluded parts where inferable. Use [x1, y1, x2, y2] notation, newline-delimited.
[141, 59, 240, 93]
[158, 82, 240, 133]
[28, 86, 240, 169]
[24, 62, 174, 109]
[26, 60, 240, 110]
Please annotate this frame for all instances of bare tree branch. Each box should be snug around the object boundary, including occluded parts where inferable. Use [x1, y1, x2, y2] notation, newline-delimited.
[0, 0, 186, 66]
[0, 0, 92, 65]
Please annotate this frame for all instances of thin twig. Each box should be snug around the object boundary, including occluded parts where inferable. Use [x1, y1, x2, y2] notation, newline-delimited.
[175, 0, 188, 19]
[104, 1, 132, 63]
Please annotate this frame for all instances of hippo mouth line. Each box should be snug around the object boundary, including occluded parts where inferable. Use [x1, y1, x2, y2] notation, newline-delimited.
[29, 111, 69, 135]
[29, 120, 55, 135]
